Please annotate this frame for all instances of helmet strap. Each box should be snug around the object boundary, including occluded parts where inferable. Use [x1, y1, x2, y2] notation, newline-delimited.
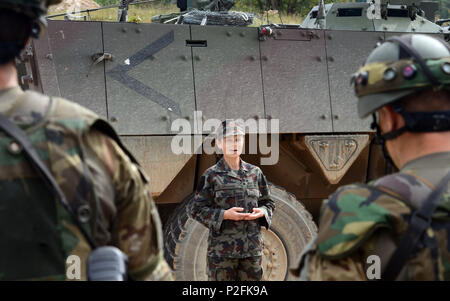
[370, 103, 450, 170]
[373, 103, 450, 143]
[393, 103, 450, 134]
[370, 113, 396, 169]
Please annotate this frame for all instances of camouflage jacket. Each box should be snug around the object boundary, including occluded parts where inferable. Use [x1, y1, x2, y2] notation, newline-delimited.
[293, 151, 450, 281]
[0, 87, 172, 281]
[189, 157, 275, 258]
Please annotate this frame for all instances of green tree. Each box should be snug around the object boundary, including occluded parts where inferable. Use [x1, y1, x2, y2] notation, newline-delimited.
[437, 0, 449, 18]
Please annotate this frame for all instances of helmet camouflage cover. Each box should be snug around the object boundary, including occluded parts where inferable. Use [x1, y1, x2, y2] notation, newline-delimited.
[0, 0, 61, 20]
[0, 0, 62, 37]
[352, 34, 450, 118]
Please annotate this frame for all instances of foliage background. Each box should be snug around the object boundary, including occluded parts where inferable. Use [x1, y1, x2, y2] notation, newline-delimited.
[93, 0, 450, 18]
[94, 0, 326, 15]
[437, 0, 449, 18]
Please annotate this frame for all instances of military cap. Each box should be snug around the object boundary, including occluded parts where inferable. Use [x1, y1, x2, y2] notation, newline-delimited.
[215, 119, 245, 141]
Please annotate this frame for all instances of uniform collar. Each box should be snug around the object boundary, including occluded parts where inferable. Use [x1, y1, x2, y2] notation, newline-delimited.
[217, 157, 249, 173]
[402, 151, 450, 171]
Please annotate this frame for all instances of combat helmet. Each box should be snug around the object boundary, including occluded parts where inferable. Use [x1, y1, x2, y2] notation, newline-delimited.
[352, 34, 450, 140]
[351, 34, 450, 167]
[0, 0, 62, 38]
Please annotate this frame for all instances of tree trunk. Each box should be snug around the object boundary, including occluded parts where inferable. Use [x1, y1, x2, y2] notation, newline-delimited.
[258, 0, 265, 11]
[288, 0, 297, 14]
[271, 0, 278, 10]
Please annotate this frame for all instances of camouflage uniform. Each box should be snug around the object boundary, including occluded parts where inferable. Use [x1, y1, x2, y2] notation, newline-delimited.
[293, 34, 450, 281]
[294, 152, 450, 280]
[208, 255, 262, 281]
[189, 157, 274, 281]
[0, 87, 173, 281]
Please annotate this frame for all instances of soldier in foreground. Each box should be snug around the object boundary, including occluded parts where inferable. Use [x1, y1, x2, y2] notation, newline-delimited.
[189, 120, 275, 281]
[0, 0, 172, 281]
[293, 34, 450, 281]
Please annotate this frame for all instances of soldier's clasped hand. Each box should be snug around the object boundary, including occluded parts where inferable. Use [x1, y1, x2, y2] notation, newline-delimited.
[223, 207, 251, 221]
[223, 207, 264, 221]
[244, 208, 265, 220]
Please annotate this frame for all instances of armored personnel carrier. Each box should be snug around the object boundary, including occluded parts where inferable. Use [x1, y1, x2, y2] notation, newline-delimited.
[18, 0, 448, 280]
[301, 0, 446, 32]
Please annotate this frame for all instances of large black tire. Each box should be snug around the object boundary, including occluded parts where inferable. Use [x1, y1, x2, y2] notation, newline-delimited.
[163, 183, 317, 280]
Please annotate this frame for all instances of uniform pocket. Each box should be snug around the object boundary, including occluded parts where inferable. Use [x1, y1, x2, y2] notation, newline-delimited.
[214, 188, 235, 199]
[246, 188, 260, 198]
[214, 184, 239, 209]
[246, 184, 261, 199]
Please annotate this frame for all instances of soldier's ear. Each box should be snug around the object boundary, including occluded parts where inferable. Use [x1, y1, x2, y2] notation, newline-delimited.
[216, 138, 223, 149]
[378, 106, 398, 134]
[387, 104, 406, 131]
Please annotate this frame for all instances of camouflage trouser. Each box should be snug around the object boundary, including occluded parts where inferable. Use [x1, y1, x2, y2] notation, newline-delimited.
[207, 256, 263, 281]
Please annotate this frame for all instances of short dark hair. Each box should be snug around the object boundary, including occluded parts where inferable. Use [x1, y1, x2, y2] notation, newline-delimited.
[0, 9, 32, 65]
[399, 88, 450, 112]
